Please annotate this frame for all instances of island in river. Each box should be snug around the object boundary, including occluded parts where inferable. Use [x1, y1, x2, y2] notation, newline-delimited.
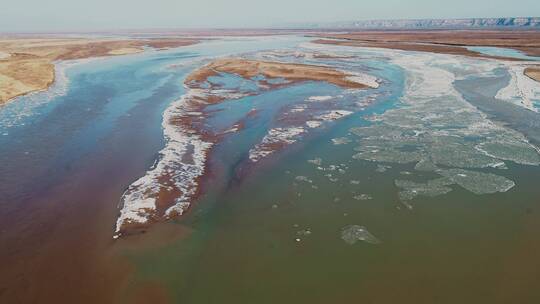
[115, 57, 378, 237]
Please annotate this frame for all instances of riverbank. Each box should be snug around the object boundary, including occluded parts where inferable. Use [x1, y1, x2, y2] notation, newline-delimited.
[0, 37, 199, 105]
[313, 30, 540, 58]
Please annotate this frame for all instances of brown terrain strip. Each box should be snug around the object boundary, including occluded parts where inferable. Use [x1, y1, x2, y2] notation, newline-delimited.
[186, 58, 369, 89]
[525, 67, 540, 83]
[0, 37, 199, 105]
[313, 30, 540, 58]
[313, 38, 490, 58]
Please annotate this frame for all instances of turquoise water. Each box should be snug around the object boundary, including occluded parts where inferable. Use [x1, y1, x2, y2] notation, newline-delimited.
[467, 46, 540, 61]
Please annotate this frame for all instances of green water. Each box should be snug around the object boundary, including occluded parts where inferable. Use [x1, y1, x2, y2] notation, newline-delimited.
[128, 138, 540, 303]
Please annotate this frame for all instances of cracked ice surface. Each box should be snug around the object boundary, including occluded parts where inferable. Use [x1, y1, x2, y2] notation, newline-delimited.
[348, 50, 539, 200]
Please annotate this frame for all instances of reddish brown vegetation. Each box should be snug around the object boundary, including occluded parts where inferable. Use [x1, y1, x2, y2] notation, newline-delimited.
[314, 30, 540, 59]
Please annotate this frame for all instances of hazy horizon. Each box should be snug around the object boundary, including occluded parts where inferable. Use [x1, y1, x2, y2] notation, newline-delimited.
[2, 0, 540, 32]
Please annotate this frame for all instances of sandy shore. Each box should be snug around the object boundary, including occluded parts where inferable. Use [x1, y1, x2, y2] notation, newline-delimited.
[525, 67, 540, 83]
[0, 37, 199, 105]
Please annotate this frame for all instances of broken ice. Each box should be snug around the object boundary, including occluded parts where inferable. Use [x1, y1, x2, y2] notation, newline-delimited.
[341, 225, 381, 245]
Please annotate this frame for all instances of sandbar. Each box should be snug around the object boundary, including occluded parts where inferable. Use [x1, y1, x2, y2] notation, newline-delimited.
[186, 58, 372, 90]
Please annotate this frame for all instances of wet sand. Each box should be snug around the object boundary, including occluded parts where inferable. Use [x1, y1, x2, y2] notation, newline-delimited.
[0, 37, 199, 105]
[525, 67, 540, 83]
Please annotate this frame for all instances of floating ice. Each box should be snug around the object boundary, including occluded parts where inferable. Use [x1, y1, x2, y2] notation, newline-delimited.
[290, 106, 306, 113]
[332, 137, 352, 145]
[475, 140, 540, 166]
[306, 120, 322, 128]
[307, 157, 323, 166]
[249, 127, 305, 162]
[295, 176, 313, 183]
[353, 147, 423, 164]
[353, 194, 373, 201]
[347, 49, 539, 202]
[316, 110, 353, 121]
[395, 178, 454, 201]
[414, 159, 438, 172]
[438, 169, 515, 194]
[307, 95, 333, 102]
[375, 164, 390, 173]
[341, 225, 381, 245]
[428, 138, 505, 169]
[297, 229, 312, 236]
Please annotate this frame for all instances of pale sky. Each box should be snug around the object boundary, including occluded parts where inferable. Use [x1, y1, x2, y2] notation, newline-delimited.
[1, 0, 539, 32]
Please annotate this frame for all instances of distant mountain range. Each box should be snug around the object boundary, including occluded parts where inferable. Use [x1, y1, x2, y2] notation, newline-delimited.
[293, 17, 540, 29]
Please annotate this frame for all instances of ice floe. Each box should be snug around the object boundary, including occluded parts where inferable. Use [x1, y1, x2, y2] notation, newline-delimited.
[346, 49, 539, 201]
[306, 120, 322, 128]
[307, 95, 333, 102]
[249, 127, 306, 162]
[353, 194, 373, 201]
[395, 178, 454, 201]
[316, 110, 353, 121]
[307, 157, 323, 166]
[341, 225, 381, 245]
[295, 176, 313, 184]
[332, 137, 352, 145]
[438, 169, 515, 194]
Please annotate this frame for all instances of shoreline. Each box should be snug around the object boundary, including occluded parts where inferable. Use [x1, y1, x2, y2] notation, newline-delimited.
[0, 38, 200, 105]
[312, 38, 525, 62]
[1, 65, 56, 105]
[313, 30, 540, 57]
